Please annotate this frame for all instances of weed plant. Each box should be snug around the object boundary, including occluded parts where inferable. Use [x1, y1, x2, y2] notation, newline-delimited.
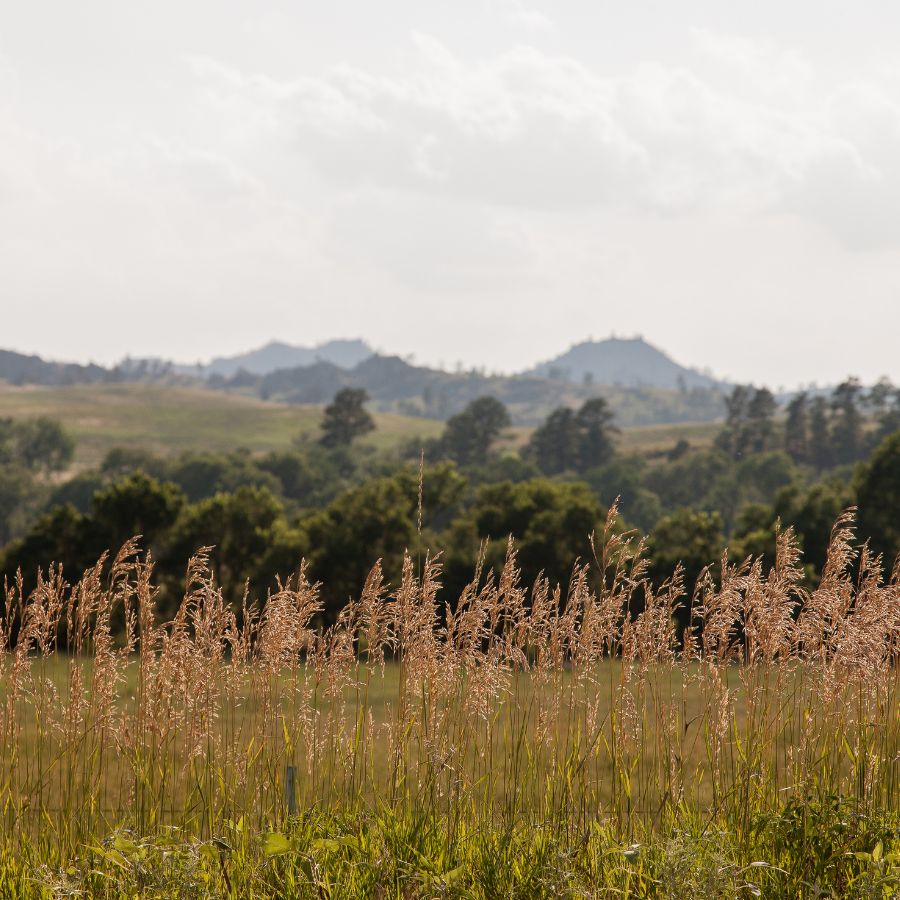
[0, 508, 897, 897]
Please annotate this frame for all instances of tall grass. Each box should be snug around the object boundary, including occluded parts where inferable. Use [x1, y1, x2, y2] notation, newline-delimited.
[0, 508, 898, 896]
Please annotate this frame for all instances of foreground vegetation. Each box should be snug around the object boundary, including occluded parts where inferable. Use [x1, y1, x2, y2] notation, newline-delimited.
[1, 510, 897, 897]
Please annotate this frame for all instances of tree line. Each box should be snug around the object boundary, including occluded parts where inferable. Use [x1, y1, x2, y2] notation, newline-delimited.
[1, 378, 898, 627]
[717, 378, 900, 467]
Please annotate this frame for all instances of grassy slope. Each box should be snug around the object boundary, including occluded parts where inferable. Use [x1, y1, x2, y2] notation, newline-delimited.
[616, 419, 720, 454]
[0, 383, 720, 471]
[496, 419, 720, 456]
[0, 384, 444, 469]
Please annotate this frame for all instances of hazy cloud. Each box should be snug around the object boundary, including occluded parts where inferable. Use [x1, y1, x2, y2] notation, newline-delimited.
[690, 27, 814, 98]
[1, 4, 899, 384]
[492, 0, 555, 33]
[326, 191, 536, 292]
[189, 32, 900, 249]
[782, 82, 900, 249]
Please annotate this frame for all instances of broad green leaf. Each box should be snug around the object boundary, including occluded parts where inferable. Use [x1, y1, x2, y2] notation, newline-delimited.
[312, 838, 342, 852]
[262, 832, 292, 857]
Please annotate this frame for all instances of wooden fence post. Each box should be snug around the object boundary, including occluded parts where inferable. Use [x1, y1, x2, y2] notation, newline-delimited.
[285, 765, 297, 817]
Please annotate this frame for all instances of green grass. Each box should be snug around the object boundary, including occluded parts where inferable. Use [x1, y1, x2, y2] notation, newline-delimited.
[496, 419, 720, 456]
[0, 384, 443, 469]
[493, 419, 720, 462]
[0, 382, 720, 474]
[0, 515, 897, 897]
[4, 656, 897, 899]
[5, 800, 897, 899]
[2, 655, 897, 899]
[616, 419, 720, 454]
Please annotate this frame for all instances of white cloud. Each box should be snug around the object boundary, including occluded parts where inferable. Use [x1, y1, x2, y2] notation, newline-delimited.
[2, 11, 899, 383]
[779, 82, 900, 249]
[489, 0, 555, 33]
[325, 191, 535, 293]
[187, 32, 900, 249]
[145, 139, 265, 208]
[690, 27, 814, 99]
[191, 39, 646, 207]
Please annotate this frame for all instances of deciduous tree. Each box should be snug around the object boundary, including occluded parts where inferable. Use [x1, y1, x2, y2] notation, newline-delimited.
[320, 388, 375, 448]
[439, 396, 510, 466]
[857, 431, 900, 569]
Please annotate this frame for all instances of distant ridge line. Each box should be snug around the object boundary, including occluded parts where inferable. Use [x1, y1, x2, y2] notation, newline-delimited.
[526, 337, 728, 391]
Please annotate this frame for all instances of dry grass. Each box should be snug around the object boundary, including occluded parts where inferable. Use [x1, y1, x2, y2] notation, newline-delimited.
[0, 382, 718, 473]
[0, 384, 443, 469]
[487, 420, 720, 457]
[0, 508, 897, 866]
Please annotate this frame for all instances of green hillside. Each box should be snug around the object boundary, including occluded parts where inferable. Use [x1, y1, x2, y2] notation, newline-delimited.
[0, 384, 444, 470]
[0, 383, 720, 471]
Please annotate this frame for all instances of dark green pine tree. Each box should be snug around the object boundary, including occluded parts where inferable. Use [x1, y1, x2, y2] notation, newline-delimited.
[746, 387, 777, 453]
[527, 407, 581, 475]
[715, 385, 752, 458]
[870, 383, 900, 444]
[829, 378, 863, 465]
[783, 392, 809, 463]
[575, 397, 618, 470]
[319, 388, 376, 448]
[808, 395, 832, 469]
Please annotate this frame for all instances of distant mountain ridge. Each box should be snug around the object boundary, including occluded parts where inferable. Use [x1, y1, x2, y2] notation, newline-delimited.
[0, 337, 731, 427]
[178, 339, 374, 378]
[0, 349, 107, 387]
[527, 338, 726, 391]
[250, 354, 726, 427]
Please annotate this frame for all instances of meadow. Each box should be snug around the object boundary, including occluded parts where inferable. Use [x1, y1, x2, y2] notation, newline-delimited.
[0, 383, 717, 472]
[0, 384, 444, 470]
[0, 508, 897, 898]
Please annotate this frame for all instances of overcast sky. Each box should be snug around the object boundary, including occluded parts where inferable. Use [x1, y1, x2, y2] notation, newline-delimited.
[2, 1, 900, 387]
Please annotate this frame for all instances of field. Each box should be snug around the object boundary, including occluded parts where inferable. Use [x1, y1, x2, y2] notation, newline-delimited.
[0, 384, 444, 469]
[0, 383, 719, 470]
[495, 418, 720, 457]
[0, 515, 897, 898]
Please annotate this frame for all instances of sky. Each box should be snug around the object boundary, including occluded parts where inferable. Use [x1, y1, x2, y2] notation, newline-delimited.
[2, 1, 900, 388]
